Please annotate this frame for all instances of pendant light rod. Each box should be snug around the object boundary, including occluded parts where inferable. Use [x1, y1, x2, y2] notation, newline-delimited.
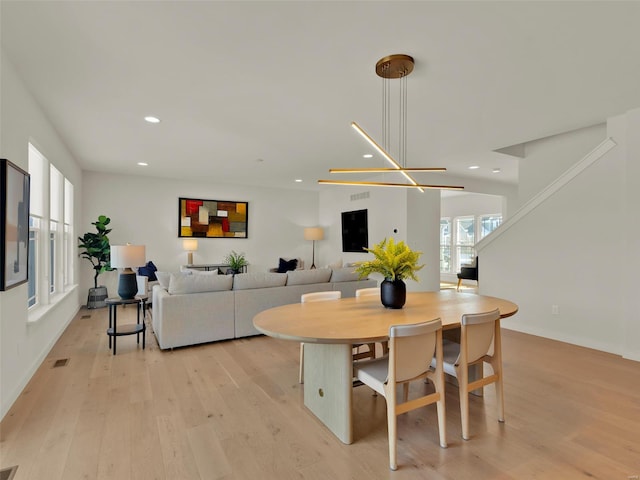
[351, 122, 424, 192]
[329, 167, 446, 173]
[318, 179, 464, 190]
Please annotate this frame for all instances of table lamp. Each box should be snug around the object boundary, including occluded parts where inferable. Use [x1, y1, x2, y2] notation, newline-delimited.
[304, 227, 324, 269]
[183, 238, 198, 265]
[110, 244, 146, 299]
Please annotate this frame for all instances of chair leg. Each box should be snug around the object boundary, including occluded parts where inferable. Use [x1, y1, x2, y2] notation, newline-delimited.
[433, 372, 448, 448]
[456, 278, 462, 291]
[457, 365, 470, 441]
[386, 396, 398, 471]
[299, 343, 304, 384]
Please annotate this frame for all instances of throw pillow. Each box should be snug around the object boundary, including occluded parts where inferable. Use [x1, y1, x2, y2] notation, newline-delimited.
[277, 257, 298, 273]
[137, 261, 158, 281]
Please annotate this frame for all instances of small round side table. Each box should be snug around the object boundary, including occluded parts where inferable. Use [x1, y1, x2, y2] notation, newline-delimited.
[105, 296, 147, 355]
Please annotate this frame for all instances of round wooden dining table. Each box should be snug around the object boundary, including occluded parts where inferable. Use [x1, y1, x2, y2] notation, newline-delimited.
[253, 290, 518, 444]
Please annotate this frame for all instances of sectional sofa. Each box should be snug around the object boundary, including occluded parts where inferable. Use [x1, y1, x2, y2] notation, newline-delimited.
[151, 268, 376, 350]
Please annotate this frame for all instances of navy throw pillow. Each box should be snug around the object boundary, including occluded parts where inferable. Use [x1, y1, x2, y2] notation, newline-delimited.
[277, 258, 298, 273]
[138, 261, 158, 281]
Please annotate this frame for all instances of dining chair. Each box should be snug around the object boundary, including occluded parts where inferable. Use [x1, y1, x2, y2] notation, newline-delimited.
[438, 308, 504, 440]
[355, 287, 387, 357]
[353, 318, 447, 471]
[355, 287, 380, 297]
[299, 291, 342, 383]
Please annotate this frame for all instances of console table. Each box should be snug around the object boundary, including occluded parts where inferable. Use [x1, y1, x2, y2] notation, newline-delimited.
[183, 263, 248, 273]
[105, 296, 147, 355]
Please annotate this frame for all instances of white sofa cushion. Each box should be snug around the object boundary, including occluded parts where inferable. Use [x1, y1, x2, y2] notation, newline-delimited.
[155, 271, 171, 289]
[286, 268, 332, 285]
[168, 272, 233, 295]
[233, 272, 287, 290]
[330, 267, 361, 282]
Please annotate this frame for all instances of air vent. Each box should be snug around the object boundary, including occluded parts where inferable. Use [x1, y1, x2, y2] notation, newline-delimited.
[53, 358, 69, 368]
[0, 465, 18, 480]
[350, 191, 370, 201]
[81, 314, 91, 319]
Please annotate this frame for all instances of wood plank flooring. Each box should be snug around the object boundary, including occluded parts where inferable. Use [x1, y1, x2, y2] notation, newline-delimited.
[1, 304, 639, 479]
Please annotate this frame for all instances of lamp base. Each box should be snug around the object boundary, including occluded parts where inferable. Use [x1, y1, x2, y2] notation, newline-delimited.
[117, 269, 138, 299]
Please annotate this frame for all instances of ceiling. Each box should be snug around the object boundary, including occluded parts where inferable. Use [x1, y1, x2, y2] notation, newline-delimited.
[2, 1, 640, 193]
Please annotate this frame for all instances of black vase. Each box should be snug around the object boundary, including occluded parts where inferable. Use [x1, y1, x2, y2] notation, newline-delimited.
[380, 278, 406, 309]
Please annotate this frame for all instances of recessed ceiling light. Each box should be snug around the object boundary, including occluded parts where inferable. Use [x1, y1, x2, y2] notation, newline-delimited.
[492, 167, 501, 173]
[295, 179, 303, 183]
[468, 165, 480, 170]
[363, 154, 373, 158]
[144, 116, 160, 123]
[137, 162, 148, 166]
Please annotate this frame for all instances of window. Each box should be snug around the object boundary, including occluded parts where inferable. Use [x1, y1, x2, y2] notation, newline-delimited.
[28, 143, 74, 311]
[440, 213, 503, 276]
[479, 214, 502, 240]
[455, 216, 475, 272]
[440, 218, 452, 273]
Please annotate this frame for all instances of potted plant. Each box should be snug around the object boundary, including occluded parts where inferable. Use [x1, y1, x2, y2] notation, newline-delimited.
[354, 237, 423, 309]
[224, 250, 248, 274]
[78, 215, 113, 308]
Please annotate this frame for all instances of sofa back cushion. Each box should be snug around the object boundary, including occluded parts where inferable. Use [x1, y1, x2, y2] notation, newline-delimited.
[233, 272, 287, 290]
[168, 272, 233, 295]
[286, 268, 332, 286]
[155, 271, 171, 289]
[330, 267, 362, 282]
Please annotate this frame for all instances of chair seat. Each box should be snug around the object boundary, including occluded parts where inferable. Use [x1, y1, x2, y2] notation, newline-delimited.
[353, 356, 389, 395]
[432, 339, 460, 377]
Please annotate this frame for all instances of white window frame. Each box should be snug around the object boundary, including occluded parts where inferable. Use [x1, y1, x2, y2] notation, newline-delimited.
[27, 143, 75, 316]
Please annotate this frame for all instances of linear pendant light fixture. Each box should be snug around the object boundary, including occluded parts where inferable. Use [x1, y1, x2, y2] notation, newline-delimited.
[319, 54, 464, 192]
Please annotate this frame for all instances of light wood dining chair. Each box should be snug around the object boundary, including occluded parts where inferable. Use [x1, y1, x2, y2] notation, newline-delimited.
[299, 291, 342, 383]
[353, 318, 447, 471]
[439, 308, 504, 440]
[355, 287, 380, 297]
[355, 287, 386, 357]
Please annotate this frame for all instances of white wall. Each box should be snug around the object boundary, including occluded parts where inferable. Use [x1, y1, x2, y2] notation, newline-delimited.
[319, 183, 444, 291]
[478, 111, 638, 361]
[80, 172, 320, 295]
[318, 184, 407, 279]
[517, 123, 606, 208]
[0, 52, 83, 419]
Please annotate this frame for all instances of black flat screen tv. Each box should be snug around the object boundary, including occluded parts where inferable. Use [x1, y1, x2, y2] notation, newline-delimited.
[341, 209, 368, 253]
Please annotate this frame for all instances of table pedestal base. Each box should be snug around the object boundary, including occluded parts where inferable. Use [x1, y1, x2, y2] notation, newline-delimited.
[303, 343, 353, 444]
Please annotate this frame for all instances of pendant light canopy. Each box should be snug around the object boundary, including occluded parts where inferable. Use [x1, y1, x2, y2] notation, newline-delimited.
[319, 54, 464, 191]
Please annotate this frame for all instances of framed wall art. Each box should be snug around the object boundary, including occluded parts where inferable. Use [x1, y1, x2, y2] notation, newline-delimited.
[178, 197, 248, 238]
[1, 159, 31, 291]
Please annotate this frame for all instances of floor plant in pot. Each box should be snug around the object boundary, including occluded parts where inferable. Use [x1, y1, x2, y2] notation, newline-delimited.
[354, 237, 423, 309]
[78, 215, 113, 308]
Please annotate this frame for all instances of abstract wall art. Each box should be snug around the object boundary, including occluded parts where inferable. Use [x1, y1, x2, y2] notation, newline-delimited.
[1, 159, 31, 291]
[179, 197, 248, 238]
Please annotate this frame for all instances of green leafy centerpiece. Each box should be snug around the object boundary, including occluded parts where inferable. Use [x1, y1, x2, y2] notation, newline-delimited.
[354, 237, 423, 308]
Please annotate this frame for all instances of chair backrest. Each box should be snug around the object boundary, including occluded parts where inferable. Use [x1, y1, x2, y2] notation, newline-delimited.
[355, 287, 380, 298]
[301, 290, 341, 303]
[389, 319, 442, 383]
[460, 308, 500, 363]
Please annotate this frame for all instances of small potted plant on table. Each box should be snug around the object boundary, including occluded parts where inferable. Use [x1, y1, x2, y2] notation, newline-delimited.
[354, 237, 423, 309]
[224, 250, 248, 275]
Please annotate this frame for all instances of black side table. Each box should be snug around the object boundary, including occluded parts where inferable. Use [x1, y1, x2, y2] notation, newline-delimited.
[105, 296, 147, 355]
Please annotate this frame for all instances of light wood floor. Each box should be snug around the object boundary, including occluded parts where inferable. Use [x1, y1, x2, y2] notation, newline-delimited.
[1, 304, 639, 479]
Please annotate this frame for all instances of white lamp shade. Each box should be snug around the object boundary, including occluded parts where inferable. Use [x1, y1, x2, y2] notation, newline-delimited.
[110, 244, 146, 268]
[304, 227, 324, 241]
[182, 239, 198, 251]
